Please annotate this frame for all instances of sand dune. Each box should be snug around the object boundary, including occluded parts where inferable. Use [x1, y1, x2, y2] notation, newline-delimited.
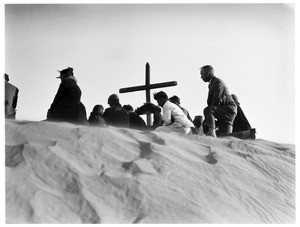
[5, 119, 295, 223]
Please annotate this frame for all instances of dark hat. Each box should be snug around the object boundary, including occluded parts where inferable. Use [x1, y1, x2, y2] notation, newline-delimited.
[56, 67, 73, 79]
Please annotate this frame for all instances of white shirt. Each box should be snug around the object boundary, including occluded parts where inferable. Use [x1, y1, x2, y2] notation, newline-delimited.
[162, 101, 194, 128]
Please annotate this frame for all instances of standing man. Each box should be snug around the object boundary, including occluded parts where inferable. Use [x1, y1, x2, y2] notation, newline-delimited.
[200, 65, 237, 137]
[154, 91, 194, 134]
[4, 73, 19, 119]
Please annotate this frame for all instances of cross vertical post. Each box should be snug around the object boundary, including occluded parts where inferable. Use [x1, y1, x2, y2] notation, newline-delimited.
[145, 63, 151, 125]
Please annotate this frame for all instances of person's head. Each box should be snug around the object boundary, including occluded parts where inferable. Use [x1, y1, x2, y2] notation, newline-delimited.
[169, 95, 180, 105]
[57, 67, 74, 80]
[200, 65, 214, 82]
[123, 104, 134, 112]
[108, 94, 120, 106]
[4, 73, 9, 82]
[92, 105, 104, 114]
[231, 94, 238, 102]
[193, 115, 203, 128]
[153, 91, 168, 107]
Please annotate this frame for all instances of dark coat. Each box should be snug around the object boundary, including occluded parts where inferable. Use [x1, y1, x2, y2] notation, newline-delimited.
[207, 76, 234, 106]
[232, 103, 251, 132]
[103, 103, 129, 128]
[128, 112, 147, 130]
[203, 76, 237, 134]
[47, 77, 87, 124]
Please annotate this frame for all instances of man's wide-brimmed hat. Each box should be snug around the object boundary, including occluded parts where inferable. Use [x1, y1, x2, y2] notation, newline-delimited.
[56, 67, 73, 79]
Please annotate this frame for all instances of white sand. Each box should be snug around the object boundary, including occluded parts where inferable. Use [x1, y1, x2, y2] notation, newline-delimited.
[5, 119, 295, 223]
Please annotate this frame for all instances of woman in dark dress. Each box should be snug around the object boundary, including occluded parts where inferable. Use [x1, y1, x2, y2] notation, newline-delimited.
[47, 67, 87, 125]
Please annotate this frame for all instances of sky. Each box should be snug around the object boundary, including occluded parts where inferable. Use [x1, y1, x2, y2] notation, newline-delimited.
[2, 1, 296, 144]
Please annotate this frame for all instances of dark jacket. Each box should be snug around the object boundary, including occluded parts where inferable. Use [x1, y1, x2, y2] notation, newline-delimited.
[103, 103, 129, 128]
[128, 112, 147, 130]
[47, 77, 87, 124]
[207, 76, 234, 106]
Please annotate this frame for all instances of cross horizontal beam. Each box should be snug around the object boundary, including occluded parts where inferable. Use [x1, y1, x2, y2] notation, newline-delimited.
[119, 81, 177, 93]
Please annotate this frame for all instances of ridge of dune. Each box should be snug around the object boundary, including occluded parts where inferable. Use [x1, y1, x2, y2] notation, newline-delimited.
[5, 120, 295, 223]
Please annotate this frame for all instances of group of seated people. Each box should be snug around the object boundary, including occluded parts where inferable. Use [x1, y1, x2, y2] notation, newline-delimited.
[86, 91, 254, 140]
[88, 94, 148, 130]
[88, 92, 198, 133]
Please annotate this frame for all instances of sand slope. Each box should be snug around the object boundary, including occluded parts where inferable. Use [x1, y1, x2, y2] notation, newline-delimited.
[5, 120, 295, 223]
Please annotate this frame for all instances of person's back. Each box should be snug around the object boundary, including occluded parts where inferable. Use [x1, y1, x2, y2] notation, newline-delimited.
[4, 74, 19, 119]
[164, 101, 194, 128]
[207, 76, 234, 106]
[103, 94, 129, 128]
[169, 95, 193, 122]
[52, 79, 81, 108]
[104, 104, 129, 128]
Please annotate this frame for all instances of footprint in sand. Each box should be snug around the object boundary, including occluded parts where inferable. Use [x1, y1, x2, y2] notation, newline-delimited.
[139, 142, 153, 159]
[140, 131, 166, 145]
[122, 161, 142, 175]
[5, 144, 25, 167]
[205, 151, 217, 164]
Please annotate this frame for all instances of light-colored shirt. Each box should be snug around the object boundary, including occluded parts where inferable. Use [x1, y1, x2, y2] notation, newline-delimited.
[162, 101, 194, 128]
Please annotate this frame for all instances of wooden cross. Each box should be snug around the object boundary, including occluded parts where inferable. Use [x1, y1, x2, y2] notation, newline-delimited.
[119, 62, 177, 126]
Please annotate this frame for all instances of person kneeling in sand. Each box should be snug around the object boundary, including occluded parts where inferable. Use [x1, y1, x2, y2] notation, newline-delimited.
[153, 91, 194, 134]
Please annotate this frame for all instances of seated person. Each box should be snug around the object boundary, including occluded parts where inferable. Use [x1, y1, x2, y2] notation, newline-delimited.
[88, 104, 106, 126]
[230, 94, 256, 139]
[231, 94, 251, 132]
[153, 91, 194, 134]
[192, 115, 205, 135]
[103, 94, 129, 128]
[123, 104, 147, 130]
